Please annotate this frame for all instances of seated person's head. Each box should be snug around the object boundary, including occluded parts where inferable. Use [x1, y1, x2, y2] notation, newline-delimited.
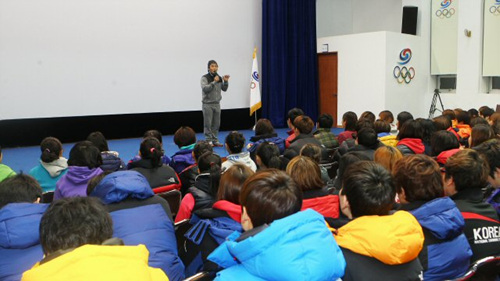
[337, 152, 371, 185]
[430, 130, 460, 156]
[293, 116, 314, 135]
[342, 111, 358, 131]
[0, 174, 43, 208]
[193, 140, 213, 163]
[217, 163, 254, 205]
[393, 155, 443, 203]
[286, 156, 323, 192]
[39, 197, 113, 256]
[373, 146, 403, 173]
[225, 131, 246, 154]
[468, 108, 479, 119]
[340, 161, 395, 219]
[287, 108, 304, 129]
[240, 169, 302, 231]
[456, 111, 471, 125]
[255, 119, 275, 136]
[355, 119, 374, 132]
[469, 124, 494, 148]
[374, 120, 391, 134]
[356, 128, 378, 149]
[139, 137, 163, 167]
[300, 143, 322, 164]
[255, 142, 281, 169]
[454, 108, 464, 118]
[474, 139, 500, 188]
[479, 106, 494, 120]
[416, 118, 436, 143]
[360, 111, 376, 124]
[433, 115, 452, 131]
[397, 111, 414, 130]
[397, 119, 423, 140]
[444, 149, 489, 196]
[442, 109, 456, 123]
[470, 117, 489, 128]
[143, 129, 163, 145]
[67, 141, 102, 169]
[198, 152, 222, 195]
[317, 114, 334, 129]
[379, 110, 394, 124]
[174, 126, 196, 149]
[40, 137, 64, 164]
[86, 131, 109, 153]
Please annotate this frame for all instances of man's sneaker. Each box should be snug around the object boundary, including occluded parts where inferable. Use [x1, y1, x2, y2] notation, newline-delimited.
[212, 141, 224, 147]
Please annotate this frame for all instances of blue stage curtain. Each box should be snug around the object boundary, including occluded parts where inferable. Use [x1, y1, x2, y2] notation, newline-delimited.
[262, 0, 319, 127]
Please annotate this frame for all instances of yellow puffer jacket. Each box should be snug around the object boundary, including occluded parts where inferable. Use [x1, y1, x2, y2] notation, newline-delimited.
[379, 135, 398, 147]
[334, 211, 424, 265]
[22, 244, 169, 281]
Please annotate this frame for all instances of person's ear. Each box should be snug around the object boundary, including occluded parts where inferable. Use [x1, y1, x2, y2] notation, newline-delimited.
[255, 155, 263, 168]
[443, 176, 457, 196]
[34, 197, 41, 204]
[398, 188, 408, 204]
[241, 206, 254, 231]
[225, 143, 231, 154]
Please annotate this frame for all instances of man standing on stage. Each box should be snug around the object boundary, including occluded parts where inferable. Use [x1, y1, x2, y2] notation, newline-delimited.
[201, 60, 230, 147]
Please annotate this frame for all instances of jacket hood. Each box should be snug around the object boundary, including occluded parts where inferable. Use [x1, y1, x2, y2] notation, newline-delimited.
[0, 203, 48, 249]
[335, 211, 424, 265]
[409, 197, 464, 241]
[209, 209, 346, 280]
[224, 152, 256, 171]
[213, 200, 242, 222]
[41, 158, 68, 177]
[90, 171, 154, 204]
[436, 148, 461, 165]
[65, 166, 103, 185]
[397, 138, 425, 154]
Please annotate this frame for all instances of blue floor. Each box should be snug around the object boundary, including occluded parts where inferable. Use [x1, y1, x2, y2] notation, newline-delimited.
[2, 127, 344, 174]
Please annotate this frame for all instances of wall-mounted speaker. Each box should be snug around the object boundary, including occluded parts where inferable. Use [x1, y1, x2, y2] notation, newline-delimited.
[402, 6, 418, 35]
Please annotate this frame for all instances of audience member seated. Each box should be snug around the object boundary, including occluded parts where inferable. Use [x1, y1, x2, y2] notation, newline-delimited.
[474, 140, 500, 210]
[416, 118, 436, 155]
[284, 115, 327, 160]
[287, 156, 339, 218]
[396, 111, 414, 131]
[332, 151, 371, 191]
[300, 143, 329, 183]
[285, 108, 304, 148]
[347, 127, 381, 160]
[433, 115, 461, 140]
[313, 113, 339, 149]
[359, 111, 376, 124]
[181, 164, 253, 276]
[443, 109, 458, 128]
[179, 140, 213, 196]
[254, 142, 286, 170]
[374, 120, 397, 147]
[0, 175, 46, 281]
[170, 126, 197, 174]
[53, 141, 103, 200]
[21, 197, 168, 280]
[176, 152, 221, 223]
[129, 137, 180, 192]
[87, 131, 126, 171]
[336, 119, 374, 159]
[430, 130, 461, 166]
[373, 145, 402, 173]
[479, 106, 495, 122]
[456, 110, 472, 141]
[247, 118, 285, 160]
[396, 119, 425, 155]
[444, 149, 500, 261]
[0, 145, 16, 182]
[393, 155, 472, 280]
[222, 131, 257, 172]
[87, 171, 184, 280]
[337, 111, 357, 145]
[468, 108, 479, 119]
[208, 170, 346, 280]
[127, 129, 171, 169]
[379, 110, 397, 133]
[469, 124, 495, 148]
[335, 161, 424, 281]
[470, 116, 489, 128]
[29, 137, 68, 192]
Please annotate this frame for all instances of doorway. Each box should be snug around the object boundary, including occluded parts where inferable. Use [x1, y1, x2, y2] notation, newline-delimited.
[318, 52, 338, 126]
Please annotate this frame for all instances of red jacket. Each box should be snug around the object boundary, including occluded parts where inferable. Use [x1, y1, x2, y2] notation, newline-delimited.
[302, 194, 339, 218]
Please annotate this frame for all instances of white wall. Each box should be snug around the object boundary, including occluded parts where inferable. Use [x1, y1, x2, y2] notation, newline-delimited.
[0, 0, 262, 120]
[352, 0, 402, 34]
[316, 0, 352, 37]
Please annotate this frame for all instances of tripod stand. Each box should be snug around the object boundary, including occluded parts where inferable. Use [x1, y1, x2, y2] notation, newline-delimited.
[428, 89, 444, 118]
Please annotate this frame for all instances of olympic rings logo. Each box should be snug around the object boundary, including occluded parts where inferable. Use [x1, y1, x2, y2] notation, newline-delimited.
[490, 3, 500, 15]
[435, 8, 455, 18]
[393, 66, 416, 84]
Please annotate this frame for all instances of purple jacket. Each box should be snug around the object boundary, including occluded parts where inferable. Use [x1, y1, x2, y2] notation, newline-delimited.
[54, 166, 104, 200]
[169, 148, 195, 174]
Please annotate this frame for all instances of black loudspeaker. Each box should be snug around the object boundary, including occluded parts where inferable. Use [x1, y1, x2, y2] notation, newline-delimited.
[402, 6, 418, 35]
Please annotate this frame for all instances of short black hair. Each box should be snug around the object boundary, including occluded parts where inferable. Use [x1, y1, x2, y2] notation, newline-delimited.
[39, 197, 113, 255]
[86, 131, 109, 152]
[341, 161, 395, 217]
[480, 107, 495, 118]
[225, 131, 246, 154]
[317, 114, 334, 129]
[431, 130, 460, 156]
[0, 174, 43, 209]
[342, 111, 358, 131]
[456, 111, 471, 125]
[397, 111, 414, 130]
[143, 130, 163, 144]
[397, 119, 423, 140]
[193, 140, 213, 161]
[468, 109, 479, 119]
[67, 141, 102, 169]
[255, 142, 281, 169]
[287, 108, 304, 124]
[374, 120, 391, 134]
[474, 139, 500, 179]
[356, 128, 378, 148]
[207, 60, 218, 70]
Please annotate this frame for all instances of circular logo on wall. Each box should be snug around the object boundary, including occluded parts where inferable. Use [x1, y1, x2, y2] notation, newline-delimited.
[393, 48, 415, 84]
[490, 0, 500, 15]
[435, 0, 455, 18]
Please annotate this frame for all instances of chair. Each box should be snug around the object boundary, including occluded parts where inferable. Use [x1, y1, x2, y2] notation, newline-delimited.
[158, 189, 182, 218]
[175, 219, 193, 265]
[449, 256, 500, 281]
[183, 271, 214, 281]
[42, 191, 54, 203]
[319, 161, 339, 180]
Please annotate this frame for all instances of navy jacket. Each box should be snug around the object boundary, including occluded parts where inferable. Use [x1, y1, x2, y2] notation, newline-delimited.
[90, 171, 184, 281]
[0, 203, 48, 281]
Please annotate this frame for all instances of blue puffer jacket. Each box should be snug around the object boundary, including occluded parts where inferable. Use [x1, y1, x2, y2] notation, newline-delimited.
[100, 151, 126, 172]
[170, 148, 195, 174]
[0, 203, 48, 281]
[90, 171, 184, 281]
[409, 197, 472, 281]
[208, 209, 346, 281]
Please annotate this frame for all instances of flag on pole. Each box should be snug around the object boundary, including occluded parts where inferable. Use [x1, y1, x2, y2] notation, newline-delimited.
[250, 48, 261, 116]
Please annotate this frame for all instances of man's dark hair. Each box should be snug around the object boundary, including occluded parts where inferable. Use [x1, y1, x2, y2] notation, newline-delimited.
[397, 119, 423, 140]
[255, 119, 275, 136]
[293, 116, 314, 135]
[456, 111, 471, 125]
[360, 111, 376, 124]
[86, 131, 109, 152]
[39, 197, 113, 255]
[433, 115, 452, 131]
[193, 140, 213, 161]
[416, 118, 436, 144]
[173, 126, 196, 148]
[430, 131, 460, 156]
[0, 174, 43, 209]
[442, 109, 456, 121]
[40, 137, 63, 163]
[317, 114, 334, 129]
[67, 141, 102, 169]
[207, 60, 218, 70]
[342, 111, 358, 131]
[255, 142, 281, 169]
[468, 109, 479, 119]
[374, 120, 391, 134]
[287, 108, 304, 124]
[356, 128, 378, 149]
[336, 152, 371, 187]
[341, 161, 395, 218]
[470, 124, 495, 148]
[143, 130, 163, 144]
[393, 155, 444, 202]
[474, 139, 500, 179]
[240, 169, 302, 228]
[470, 117, 489, 128]
[355, 119, 374, 132]
[397, 111, 414, 130]
[445, 149, 489, 191]
[379, 110, 394, 123]
[479, 107, 495, 118]
[225, 131, 246, 154]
